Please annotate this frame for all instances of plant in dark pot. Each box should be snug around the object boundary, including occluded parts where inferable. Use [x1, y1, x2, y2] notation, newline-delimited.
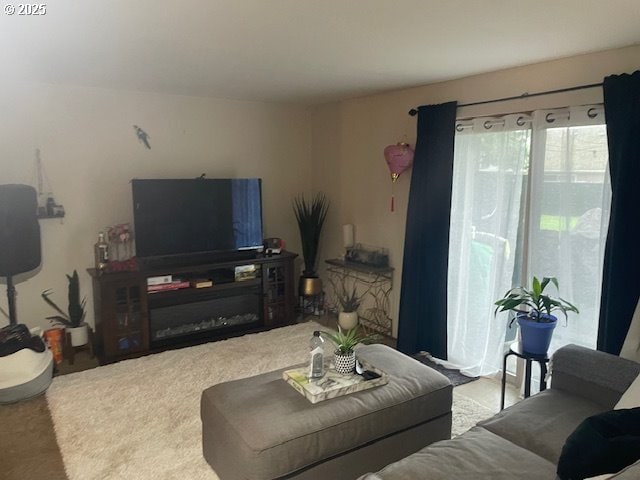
[293, 192, 329, 296]
[322, 326, 368, 375]
[42, 270, 88, 347]
[494, 276, 579, 355]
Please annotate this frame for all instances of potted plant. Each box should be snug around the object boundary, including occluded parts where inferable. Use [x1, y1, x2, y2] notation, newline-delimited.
[494, 276, 579, 354]
[293, 192, 329, 296]
[322, 326, 368, 374]
[42, 270, 89, 347]
[330, 278, 362, 330]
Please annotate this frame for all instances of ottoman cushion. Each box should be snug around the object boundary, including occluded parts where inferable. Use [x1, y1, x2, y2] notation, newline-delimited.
[201, 343, 452, 480]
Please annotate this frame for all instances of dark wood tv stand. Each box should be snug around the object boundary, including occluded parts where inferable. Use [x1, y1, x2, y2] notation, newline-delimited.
[88, 251, 297, 364]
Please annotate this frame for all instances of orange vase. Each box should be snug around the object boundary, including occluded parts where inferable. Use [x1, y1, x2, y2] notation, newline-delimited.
[44, 328, 64, 364]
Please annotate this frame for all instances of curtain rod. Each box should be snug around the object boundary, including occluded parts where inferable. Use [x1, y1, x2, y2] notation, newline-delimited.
[407, 82, 602, 116]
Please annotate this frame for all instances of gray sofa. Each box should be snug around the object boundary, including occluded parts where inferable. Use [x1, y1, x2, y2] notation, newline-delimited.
[359, 344, 640, 480]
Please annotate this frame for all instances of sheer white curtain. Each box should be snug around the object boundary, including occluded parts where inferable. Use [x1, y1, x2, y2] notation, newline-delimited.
[445, 105, 611, 379]
[446, 115, 531, 376]
[527, 105, 610, 353]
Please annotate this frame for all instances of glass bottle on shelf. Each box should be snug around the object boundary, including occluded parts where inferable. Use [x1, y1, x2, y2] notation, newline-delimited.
[94, 231, 109, 272]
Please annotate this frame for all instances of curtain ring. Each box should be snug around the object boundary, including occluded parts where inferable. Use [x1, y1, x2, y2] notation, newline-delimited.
[587, 108, 598, 119]
[484, 120, 493, 130]
[516, 116, 526, 127]
[545, 113, 555, 123]
[456, 124, 464, 132]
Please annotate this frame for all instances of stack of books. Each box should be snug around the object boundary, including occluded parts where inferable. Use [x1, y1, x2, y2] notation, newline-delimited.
[146, 275, 190, 293]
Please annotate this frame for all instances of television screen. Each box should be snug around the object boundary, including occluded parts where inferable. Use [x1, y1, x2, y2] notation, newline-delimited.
[132, 178, 263, 258]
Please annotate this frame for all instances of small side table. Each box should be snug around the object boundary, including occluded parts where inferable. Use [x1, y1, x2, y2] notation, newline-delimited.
[500, 342, 549, 410]
[62, 328, 95, 366]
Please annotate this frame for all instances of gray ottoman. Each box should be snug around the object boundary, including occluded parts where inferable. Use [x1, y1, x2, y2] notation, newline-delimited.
[201, 344, 452, 480]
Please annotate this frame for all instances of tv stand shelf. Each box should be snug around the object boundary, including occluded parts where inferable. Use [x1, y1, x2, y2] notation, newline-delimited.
[88, 251, 297, 364]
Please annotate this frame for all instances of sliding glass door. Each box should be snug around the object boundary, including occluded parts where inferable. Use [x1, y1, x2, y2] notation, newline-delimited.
[447, 115, 530, 377]
[527, 107, 610, 353]
[447, 106, 610, 376]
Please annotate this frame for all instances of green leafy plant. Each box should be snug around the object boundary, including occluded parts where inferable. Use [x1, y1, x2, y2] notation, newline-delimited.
[321, 326, 369, 354]
[494, 276, 579, 325]
[293, 192, 329, 277]
[42, 270, 87, 328]
[329, 278, 362, 313]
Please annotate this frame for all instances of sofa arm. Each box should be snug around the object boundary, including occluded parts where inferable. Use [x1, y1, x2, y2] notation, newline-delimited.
[551, 344, 640, 408]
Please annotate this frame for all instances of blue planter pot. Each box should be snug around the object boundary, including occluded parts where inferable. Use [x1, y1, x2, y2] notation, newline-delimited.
[517, 313, 557, 355]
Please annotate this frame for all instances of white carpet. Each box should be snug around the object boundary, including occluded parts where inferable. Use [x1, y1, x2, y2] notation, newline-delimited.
[451, 390, 494, 437]
[47, 322, 494, 480]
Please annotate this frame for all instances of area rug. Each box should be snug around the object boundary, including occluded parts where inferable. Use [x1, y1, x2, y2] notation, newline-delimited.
[47, 322, 495, 480]
[415, 352, 479, 387]
[451, 390, 494, 437]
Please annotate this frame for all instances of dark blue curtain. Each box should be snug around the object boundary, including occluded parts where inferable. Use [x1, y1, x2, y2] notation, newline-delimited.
[597, 71, 640, 354]
[397, 102, 457, 358]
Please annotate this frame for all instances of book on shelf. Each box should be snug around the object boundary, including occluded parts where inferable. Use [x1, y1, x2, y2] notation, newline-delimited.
[234, 264, 258, 281]
[190, 279, 213, 288]
[146, 275, 173, 286]
[147, 280, 190, 293]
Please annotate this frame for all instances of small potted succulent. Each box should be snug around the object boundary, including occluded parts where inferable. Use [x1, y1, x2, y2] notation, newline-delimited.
[494, 276, 579, 354]
[42, 270, 88, 347]
[330, 278, 362, 330]
[322, 326, 368, 374]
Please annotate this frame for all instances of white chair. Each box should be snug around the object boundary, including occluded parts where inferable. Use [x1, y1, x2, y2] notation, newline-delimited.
[0, 331, 54, 404]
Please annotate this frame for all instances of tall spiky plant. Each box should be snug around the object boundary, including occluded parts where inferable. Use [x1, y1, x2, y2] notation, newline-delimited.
[293, 192, 329, 277]
[42, 270, 87, 328]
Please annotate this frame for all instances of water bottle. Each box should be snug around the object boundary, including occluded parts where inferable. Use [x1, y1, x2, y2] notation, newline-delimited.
[309, 331, 325, 379]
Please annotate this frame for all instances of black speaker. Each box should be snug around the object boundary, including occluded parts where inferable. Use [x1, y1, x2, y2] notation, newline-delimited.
[0, 184, 41, 276]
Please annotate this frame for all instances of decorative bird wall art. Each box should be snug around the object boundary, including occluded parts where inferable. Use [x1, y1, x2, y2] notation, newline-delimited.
[133, 125, 151, 149]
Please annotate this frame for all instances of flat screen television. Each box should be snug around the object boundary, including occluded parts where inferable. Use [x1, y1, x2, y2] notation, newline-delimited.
[132, 178, 263, 260]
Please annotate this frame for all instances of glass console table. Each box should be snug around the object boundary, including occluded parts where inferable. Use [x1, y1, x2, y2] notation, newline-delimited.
[324, 258, 394, 337]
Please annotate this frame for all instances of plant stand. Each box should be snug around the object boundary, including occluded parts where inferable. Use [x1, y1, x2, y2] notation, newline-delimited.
[500, 341, 549, 410]
[63, 327, 95, 366]
[298, 290, 324, 316]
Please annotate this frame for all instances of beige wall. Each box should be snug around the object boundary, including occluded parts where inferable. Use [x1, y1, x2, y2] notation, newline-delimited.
[2, 44, 638, 334]
[311, 44, 640, 337]
[0, 82, 312, 329]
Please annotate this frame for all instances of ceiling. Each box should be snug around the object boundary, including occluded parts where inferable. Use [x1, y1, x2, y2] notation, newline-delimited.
[1, 0, 639, 104]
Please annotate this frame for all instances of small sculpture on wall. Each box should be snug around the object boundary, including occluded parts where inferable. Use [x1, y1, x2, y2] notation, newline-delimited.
[133, 125, 151, 149]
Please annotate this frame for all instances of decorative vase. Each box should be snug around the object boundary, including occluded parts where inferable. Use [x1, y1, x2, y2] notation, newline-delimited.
[338, 311, 358, 330]
[44, 328, 64, 364]
[517, 313, 557, 355]
[334, 350, 356, 374]
[67, 324, 89, 347]
[299, 276, 322, 296]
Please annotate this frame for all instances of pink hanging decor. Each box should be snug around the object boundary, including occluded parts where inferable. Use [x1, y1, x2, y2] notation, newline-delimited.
[384, 142, 415, 212]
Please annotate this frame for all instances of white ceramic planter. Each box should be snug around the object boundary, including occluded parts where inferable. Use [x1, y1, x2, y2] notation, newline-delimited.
[334, 350, 356, 374]
[338, 311, 358, 330]
[67, 324, 89, 347]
